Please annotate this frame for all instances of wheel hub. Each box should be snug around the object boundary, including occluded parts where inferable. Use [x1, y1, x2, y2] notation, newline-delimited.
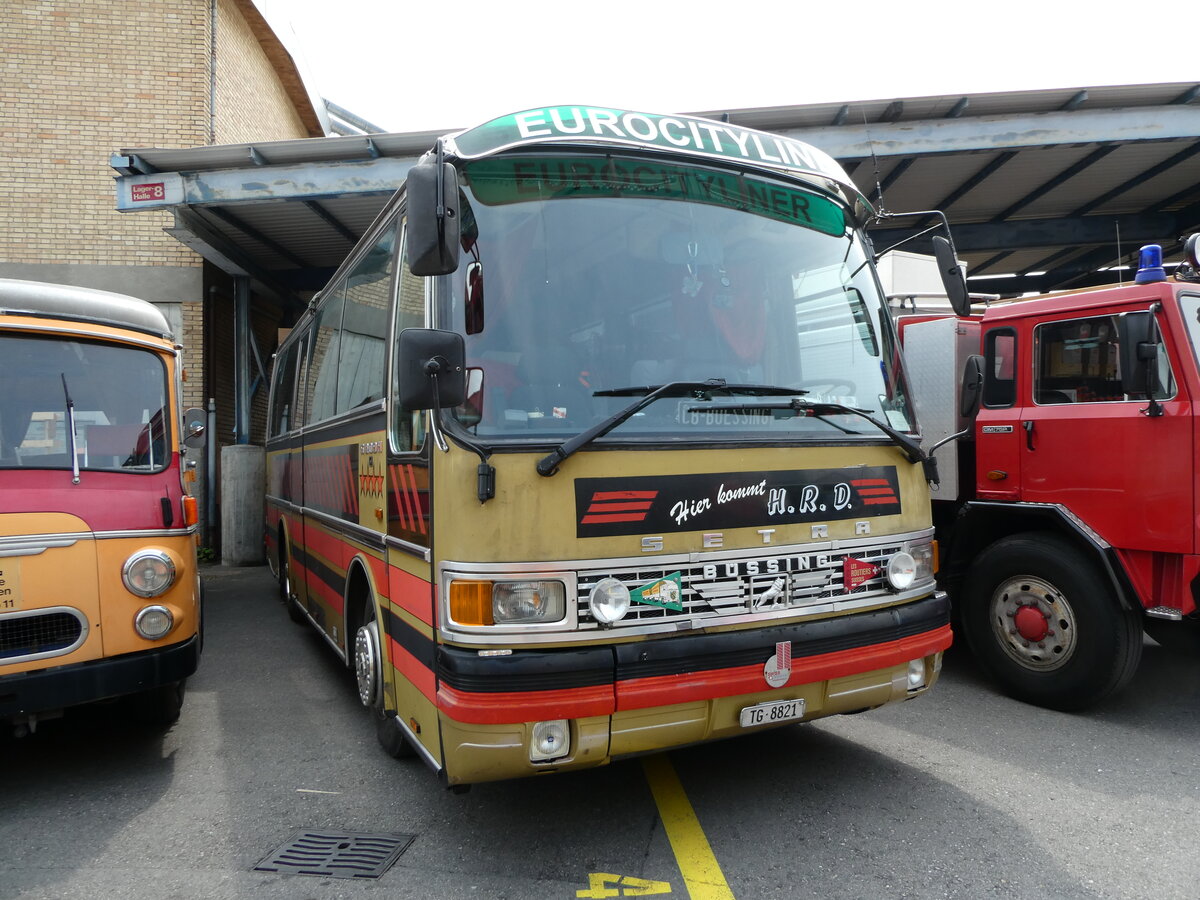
[355, 621, 380, 707]
[989, 576, 1076, 671]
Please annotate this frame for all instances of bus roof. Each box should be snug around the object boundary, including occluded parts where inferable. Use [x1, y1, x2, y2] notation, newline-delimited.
[0, 278, 173, 339]
[445, 106, 870, 216]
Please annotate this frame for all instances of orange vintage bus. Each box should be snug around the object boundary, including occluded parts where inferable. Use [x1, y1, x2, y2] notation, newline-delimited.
[0, 279, 204, 734]
[266, 107, 952, 788]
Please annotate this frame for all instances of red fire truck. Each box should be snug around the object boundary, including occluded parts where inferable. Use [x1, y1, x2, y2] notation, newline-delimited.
[898, 236, 1200, 710]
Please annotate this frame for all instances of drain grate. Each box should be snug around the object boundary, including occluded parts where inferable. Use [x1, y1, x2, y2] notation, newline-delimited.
[254, 830, 415, 879]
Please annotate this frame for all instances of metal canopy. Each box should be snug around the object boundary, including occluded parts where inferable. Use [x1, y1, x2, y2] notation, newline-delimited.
[113, 82, 1200, 299]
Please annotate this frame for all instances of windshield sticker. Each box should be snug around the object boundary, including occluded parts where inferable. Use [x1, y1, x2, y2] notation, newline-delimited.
[575, 467, 901, 538]
[450, 107, 851, 187]
[465, 157, 846, 236]
[633, 572, 684, 610]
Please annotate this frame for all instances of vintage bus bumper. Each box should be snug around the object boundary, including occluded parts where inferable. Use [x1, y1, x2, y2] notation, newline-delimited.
[0, 635, 200, 721]
[434, 591, 951, 785]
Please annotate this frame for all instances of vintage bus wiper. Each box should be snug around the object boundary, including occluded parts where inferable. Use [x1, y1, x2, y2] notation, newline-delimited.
[537, 380, 807, 476]
[61, 373, 80, 485]
[687, 398, 939, 484]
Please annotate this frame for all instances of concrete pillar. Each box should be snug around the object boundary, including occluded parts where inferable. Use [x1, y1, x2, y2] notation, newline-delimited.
[220, 444, 265, 566]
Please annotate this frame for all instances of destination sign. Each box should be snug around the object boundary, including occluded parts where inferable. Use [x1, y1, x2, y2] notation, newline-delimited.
[449, 106, 856, 190]
[465, 157, 847, 236]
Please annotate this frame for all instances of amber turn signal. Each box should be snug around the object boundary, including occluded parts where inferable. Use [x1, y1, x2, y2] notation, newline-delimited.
[449, 581, 494, 625]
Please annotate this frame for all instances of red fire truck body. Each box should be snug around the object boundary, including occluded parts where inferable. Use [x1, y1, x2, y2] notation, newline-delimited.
[899, 249, 1200, 710]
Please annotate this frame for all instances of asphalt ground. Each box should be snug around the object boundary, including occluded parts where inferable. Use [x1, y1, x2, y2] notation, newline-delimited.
[2, 563, 1198, 900]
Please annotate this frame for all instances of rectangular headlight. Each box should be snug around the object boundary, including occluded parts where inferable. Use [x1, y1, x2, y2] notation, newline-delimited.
[910, 542, 935, 585]
[493, 581, 565, 624]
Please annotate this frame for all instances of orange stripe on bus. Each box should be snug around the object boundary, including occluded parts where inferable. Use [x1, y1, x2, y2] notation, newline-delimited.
[437, 682, 615, 725]
[614, 625, 952, 711]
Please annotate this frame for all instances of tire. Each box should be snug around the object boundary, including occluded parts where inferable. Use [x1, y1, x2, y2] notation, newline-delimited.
[278, 537, 306, 624]
[128, 679, 186, 726]
[961, 532, 1142, 711]
[353, 598, 415, 759]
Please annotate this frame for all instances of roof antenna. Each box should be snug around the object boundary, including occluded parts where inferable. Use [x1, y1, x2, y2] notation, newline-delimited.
[863, 108, 887, 215]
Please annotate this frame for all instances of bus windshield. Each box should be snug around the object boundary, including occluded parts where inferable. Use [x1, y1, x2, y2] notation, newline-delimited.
[440, 155, 914, 442]
[0, 334, 170, 472]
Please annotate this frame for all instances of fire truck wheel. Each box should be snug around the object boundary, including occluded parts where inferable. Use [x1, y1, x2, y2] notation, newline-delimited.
[354, 599, 416, 759]
[278, 537, 306, 624]
[961, 532, 1142, 711]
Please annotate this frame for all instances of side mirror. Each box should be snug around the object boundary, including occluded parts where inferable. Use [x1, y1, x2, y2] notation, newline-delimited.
[932, 236, 970, 317]
[396, 328, 467, 409]
[959, 354, 984, 420]
[1117, 310, 1160, 398]
[182, 407, 207, 449]
[406, 161, 461, 276]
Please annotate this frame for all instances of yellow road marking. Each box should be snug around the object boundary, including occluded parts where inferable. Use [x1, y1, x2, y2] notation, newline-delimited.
[641, 754, 735, 900]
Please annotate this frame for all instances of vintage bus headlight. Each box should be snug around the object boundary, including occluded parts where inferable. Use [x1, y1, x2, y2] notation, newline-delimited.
[529, 719, 570, 762]
[448, 580, 565, 626]
[493, 581, 565, 623]
[123, 550, 176, 598]
[909, 542, 935, 585]
[886, 551, 916, 591]
[135, 605, 174, 640]
[588, 577, 630, 625]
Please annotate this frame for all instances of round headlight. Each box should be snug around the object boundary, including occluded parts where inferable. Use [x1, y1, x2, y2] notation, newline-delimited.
[135, 604, 174, 640]
[886, 551, 916, 591]
[588, 577, 631, 625]
[123, 551, 176, 598]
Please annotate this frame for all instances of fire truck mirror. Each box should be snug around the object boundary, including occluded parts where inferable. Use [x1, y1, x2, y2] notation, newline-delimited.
[1117, 310, 1160, 399]
[931, 236, 970, 317]
[959, 354, 984, 419]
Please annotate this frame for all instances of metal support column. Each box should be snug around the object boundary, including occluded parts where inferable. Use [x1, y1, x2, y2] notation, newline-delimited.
[233, 275, 251, 444]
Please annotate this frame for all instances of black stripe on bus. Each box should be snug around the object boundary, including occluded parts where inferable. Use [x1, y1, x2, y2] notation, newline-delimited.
[436, 644, 614, 693]
[291, 544, 346, 603]
[381, 606, 437, 672]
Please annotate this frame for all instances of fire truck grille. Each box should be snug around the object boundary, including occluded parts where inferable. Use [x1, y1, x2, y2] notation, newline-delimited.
[0, 609, 86, 660]
[575, 542, 902, 629]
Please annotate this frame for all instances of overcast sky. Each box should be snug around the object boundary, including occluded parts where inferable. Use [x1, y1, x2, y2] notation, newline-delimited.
[259, 0, 1195, 135]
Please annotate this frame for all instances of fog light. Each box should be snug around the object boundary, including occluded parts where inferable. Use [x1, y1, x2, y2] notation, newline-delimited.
[530, 719, 570, 762]
[588, 577, 630, 625]
[886, 551, 916, 591]
[123, 550, 176, 598]
[907, 658, 926, 690]
[135, 605, 174, 640]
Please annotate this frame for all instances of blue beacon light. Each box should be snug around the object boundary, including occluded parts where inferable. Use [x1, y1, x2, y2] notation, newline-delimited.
[1134, 244, 1166, 284]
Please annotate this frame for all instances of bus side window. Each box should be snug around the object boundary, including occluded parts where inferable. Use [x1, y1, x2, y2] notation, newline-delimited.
[390, 221, 428, 454]
[336, 223, 396, 413]
[305, 281, 346, 424]
[269, 339, 300, 437]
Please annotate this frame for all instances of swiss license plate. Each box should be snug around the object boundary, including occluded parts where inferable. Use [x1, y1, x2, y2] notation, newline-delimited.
[739, 697, 805, 728]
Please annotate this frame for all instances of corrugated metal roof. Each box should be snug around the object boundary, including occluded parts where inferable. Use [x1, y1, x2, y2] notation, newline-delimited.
[113, 82, 1200, 299]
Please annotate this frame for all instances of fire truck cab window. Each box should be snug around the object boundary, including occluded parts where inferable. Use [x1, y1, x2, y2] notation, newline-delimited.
[1034, 315, 1174, 404]
[982, 328, 1016, 408]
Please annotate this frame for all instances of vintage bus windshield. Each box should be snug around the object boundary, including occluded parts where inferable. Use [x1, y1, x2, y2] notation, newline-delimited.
[0, 334, 169, 472]
[440, 155, 914, 442]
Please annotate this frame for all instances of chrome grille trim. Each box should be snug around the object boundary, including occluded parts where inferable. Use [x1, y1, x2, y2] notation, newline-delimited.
[0, 606, 90, 663]
[438, 528, 935, 645]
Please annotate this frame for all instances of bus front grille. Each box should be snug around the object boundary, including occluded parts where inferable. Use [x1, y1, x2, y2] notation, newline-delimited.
[0, 608, 88, 661]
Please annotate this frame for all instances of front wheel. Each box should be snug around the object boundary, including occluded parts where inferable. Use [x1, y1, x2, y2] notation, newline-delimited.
[127, 679, 186, 726]
[354, 601, 415, 758]
[961, 532, 1142, 711]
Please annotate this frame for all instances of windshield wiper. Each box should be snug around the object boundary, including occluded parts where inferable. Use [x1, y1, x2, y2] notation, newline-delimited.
[537, 379, 807, 476]
[686, 397, 940, 484]
[61, 373, 80, 485]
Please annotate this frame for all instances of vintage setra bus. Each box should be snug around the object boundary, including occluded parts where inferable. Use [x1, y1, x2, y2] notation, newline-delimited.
[265, 106, 952, 788]
[0, 279, 204, 734]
